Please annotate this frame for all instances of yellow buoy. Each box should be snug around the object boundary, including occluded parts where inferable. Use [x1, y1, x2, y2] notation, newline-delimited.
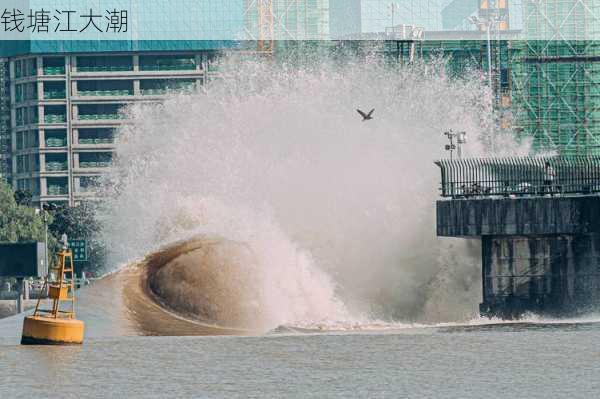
[21, 249, 85, 345]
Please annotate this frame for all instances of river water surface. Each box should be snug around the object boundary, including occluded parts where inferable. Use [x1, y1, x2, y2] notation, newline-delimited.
[2, 313, 599, 398]
[1, 242, 599, 398]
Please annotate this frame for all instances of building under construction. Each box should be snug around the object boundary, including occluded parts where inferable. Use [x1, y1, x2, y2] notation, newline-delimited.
[510, 0, 600, 155]
[376, 0, 600, 156]
[245, 0, 330, 47]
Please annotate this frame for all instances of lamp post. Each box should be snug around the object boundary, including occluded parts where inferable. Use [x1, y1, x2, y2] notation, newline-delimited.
[468, 15, 496, 90]
[35, 206, 49, 277]
[389, 2, 399, 30]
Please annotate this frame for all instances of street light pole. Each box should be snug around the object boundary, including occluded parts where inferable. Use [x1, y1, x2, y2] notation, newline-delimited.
[468, 15, 495, 90]
[35, 206, 50, 277]
[390, 2, 398, 29]
[486, 20, 493, 90]
[43, 209, 49, 276]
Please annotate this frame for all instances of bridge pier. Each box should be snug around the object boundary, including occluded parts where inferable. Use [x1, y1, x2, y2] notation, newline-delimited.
[437, 196, 600, 318]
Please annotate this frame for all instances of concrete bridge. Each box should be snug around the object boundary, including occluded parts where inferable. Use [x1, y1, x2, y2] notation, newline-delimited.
[436, 156, 600, 319]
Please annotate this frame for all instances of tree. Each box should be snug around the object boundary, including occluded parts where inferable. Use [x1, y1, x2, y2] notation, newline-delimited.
[48, 202, 105, 274]
[14, 189, 32, 207]
[48, 202, 99, 240]
[0, 181, 105, 273]
[0, 180, 48, 243]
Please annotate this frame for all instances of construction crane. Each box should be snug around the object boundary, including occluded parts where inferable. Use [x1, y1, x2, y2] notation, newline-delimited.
[245, 0, 274, 53]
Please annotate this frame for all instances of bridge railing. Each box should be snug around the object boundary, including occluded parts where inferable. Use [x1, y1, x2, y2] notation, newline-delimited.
[435, 156, 600, 198]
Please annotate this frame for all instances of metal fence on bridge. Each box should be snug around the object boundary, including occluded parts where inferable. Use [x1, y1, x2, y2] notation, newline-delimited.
[435, 156, 600, 198]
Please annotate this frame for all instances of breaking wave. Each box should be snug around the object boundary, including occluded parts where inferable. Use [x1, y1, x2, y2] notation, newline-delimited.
[97, 53, 528, 333]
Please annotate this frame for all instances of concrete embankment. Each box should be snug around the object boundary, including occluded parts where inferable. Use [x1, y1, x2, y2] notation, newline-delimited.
[0, 300, 37, 319]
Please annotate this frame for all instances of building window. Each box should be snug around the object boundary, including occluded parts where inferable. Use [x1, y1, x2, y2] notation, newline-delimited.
[15, 82, 38, 103]
[16, 178, 40, 196]
[46, 177, 68, 196]
[15, 58, 37, 78]
[140, 79, 197, 95]
[43, 81, 66, 100]
[42, 57, 65, 75]
[78, 80, 133, 97]
[79, 152, 113, 168]
[140, 55, 196, 71]
[45, 153, 68, 172]
[44, 105, 66, 124]
[16, 106, 39, 126]
[77, 55, 133, 72]
[45, 129, 67, 147]
[16, 130, 39, 150]
[79, 176, 99, 193]
[16, 154, 39, 173]
[78, 128, 115, 144]
[78, 104, 124, 120]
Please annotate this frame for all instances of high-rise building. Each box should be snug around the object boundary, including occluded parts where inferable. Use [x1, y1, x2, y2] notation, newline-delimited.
[2, 41, 230, 205]
[0, 0, 246, 204]
[0, 0, 335, 205]
[0, 58, 10, 181]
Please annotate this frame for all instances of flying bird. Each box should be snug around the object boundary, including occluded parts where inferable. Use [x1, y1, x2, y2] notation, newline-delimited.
[357, 108, 375, 121]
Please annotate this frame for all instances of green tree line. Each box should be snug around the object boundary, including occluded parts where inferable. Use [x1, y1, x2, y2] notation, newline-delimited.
[0, 180, 104, 273]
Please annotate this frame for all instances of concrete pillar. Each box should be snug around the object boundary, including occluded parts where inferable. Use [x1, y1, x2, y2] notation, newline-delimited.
[40, 177, 47, 196]
[10, 81, 15, 105]
[133, 55, 139, 72]
[38, 104, 44, 125]
[133, 80, 140, 95]
[16, 294, 23, 314]
[22, 280, 30, 300]
[10, 108, 15, 130]
[39, 129, 45, 148]
[36, 56, 43, 76]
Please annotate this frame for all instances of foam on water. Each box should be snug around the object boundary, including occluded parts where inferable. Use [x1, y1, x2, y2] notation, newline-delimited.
[99, 54, 529, 331]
